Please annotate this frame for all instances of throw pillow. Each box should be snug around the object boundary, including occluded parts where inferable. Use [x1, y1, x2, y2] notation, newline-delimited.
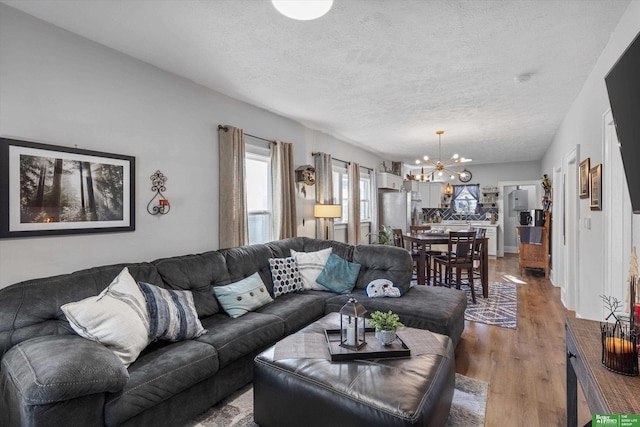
[365, 278, 403, 298]
[268, 257, 303, 297]
[213, 272, 274, 318]
[60, 267, 151, 367]
[137, 281, 207, 341]
[316, 253, 362, 294]
[290, 248, 332, 290]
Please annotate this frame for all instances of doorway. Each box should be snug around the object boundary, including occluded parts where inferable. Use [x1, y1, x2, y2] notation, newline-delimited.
[563, 146, 580, 311]
[497, 180, 541, 257]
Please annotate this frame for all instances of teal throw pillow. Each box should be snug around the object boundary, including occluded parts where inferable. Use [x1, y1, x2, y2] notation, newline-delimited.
[316, 253, 361, 294]
[213, 272, 273, 318]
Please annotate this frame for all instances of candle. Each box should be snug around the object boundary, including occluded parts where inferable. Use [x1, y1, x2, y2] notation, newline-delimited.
[159, 199, 168, 206]
[346, 322, 356, 346]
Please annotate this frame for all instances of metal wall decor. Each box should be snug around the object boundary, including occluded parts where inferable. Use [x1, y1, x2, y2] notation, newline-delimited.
[146, 170, 170, 215]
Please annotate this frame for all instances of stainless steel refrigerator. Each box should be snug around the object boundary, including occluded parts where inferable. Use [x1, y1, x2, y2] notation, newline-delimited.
[378, 191, 421, 233]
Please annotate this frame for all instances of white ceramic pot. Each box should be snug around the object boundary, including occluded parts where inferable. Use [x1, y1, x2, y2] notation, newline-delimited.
[375, 330, 397, 346]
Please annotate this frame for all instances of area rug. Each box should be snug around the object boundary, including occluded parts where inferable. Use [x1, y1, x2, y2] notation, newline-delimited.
[185, 373, 488, 427]
[464, 281, 517, 329]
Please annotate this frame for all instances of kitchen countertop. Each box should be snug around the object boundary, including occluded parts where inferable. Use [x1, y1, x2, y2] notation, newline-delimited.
[420, 221, 499, 227]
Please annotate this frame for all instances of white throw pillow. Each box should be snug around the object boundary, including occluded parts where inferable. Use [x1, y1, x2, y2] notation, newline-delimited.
[61, 267, 151, 367]
[290, 248, 332, 291]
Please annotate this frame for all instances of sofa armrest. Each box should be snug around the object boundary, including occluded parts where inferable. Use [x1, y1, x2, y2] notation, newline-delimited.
[1, 335, 129, 405]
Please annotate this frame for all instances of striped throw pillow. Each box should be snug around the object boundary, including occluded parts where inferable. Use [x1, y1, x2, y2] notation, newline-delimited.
[137, 282, 207, 342]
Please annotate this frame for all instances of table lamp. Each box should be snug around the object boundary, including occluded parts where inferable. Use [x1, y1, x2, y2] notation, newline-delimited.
[314, 204, 342, 240]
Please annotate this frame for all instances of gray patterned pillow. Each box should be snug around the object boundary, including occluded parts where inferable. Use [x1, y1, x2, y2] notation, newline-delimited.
[268, 257, 303, 297]
[137, 282, 207, 341]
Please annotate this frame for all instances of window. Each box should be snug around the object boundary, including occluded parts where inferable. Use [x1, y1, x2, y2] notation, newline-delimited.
[246, 150, 272, 244]
[333, 165, 373, 224]
[452, 184, 480, 214]
[360, 175, 371, 221]
[332, 168, 348, 223]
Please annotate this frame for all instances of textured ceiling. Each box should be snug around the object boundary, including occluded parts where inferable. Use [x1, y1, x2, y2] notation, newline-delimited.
[1, 0, 631, 167]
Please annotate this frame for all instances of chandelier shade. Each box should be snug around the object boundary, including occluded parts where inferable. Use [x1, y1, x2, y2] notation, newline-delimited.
[415, 130, 471, 181]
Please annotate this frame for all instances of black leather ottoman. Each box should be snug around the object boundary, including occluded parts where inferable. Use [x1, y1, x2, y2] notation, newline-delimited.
[254, 313, 455, 427]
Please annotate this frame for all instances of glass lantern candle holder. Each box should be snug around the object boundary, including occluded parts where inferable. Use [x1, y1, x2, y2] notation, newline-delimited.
[339, 298, 367, 351]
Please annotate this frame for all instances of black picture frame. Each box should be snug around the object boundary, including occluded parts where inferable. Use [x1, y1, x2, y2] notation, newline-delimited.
[0, 138, 135, 238]
[579, 158, 590, 199]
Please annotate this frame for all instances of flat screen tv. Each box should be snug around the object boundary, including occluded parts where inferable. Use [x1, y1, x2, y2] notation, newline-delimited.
[605, 31, 640, 213]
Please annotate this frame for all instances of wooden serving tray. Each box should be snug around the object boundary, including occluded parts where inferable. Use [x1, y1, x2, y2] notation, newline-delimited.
[324, 328, 411, 361]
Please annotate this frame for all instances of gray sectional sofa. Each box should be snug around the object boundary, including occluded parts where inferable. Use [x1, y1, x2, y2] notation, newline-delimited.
[0, 237, 467, 427]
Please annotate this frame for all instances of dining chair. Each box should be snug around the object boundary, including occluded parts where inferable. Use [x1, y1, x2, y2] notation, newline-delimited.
[469, 227, 486, 285]
[409, 224, 442, 284]
[391, 228, 405, 248]
[432, 231, 477, 303]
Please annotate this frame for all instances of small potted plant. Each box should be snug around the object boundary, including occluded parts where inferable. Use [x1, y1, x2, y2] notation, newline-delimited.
[369, 310, 404, 345]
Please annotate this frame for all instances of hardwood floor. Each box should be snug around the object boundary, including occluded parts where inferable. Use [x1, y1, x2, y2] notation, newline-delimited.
[455, 254, 591, 426]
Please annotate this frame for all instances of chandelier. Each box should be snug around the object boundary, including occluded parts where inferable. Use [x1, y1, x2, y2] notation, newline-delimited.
[416, 130, 471, 181]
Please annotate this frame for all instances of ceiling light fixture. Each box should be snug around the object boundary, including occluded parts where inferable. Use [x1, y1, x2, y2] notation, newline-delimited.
[415, 130, 472, 181]
[272, 0, 333, 21]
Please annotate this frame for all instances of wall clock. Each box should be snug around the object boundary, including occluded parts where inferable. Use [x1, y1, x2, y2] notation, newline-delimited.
[458, 169, 472, 183]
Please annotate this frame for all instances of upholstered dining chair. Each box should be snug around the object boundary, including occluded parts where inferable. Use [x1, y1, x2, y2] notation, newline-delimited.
[433, 231, 477, 303]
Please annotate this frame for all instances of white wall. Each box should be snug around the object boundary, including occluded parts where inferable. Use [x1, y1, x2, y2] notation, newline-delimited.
[541, 1, 640, 320]
[0, 5, 383, 288]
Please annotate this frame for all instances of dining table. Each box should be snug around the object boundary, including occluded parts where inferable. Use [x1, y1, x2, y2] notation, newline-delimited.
[403, 231, 489, 299]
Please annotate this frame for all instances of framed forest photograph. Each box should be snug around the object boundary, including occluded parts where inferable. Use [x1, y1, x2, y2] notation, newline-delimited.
[0, 138, 135, 238]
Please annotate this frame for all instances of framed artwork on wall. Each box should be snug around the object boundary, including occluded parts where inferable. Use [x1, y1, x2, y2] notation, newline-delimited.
[579, 158, 590, 199]
[590, 163, 602, 211]
[0, 138, 135, 238]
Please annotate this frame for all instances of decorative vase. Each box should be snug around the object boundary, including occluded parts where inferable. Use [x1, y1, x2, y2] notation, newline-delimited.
[375, 330, 397, 346]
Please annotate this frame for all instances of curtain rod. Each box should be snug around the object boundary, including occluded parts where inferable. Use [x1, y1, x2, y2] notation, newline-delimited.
[218, 125, 275, 144]
[312, 152, 373, 172]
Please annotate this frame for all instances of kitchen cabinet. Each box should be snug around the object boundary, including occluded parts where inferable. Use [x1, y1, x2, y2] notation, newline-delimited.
[418, 182, 444, 208]
[377, 172, 404, 190]
[403, 180, 419, 192]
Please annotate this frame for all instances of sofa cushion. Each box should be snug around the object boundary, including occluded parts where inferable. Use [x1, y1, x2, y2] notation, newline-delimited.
[316, 254, 361, 294]
[1, 335, 129, 405]
[352, 244, 413, 293]
[219, 244, 275, 294]
[60, 267, 151, 367]
[213, 272, 273, 318]
[301, 237, 354, 261]
[104, 339, 218, 427]
[138, 282, 207, 341]
[291, 248, 332, 291]
[324, 285, 467, 347]
[152, 251, 229, 317]
[197, 312, 284, 368]
[0, 262, 162, 359]
[255, 292, 327, 335]
[269, 257, 303, 297]
[264, 237, 305, 258]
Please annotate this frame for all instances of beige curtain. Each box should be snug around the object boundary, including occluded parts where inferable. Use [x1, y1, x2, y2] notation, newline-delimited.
[348, 162, 361, 244]
[271, 141, 297, 239]
[218, 125, 248, 248]
[314, 152, 334, 239]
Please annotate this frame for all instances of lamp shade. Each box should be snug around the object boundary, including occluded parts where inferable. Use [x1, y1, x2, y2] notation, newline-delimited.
[314, 204, 342, 218]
